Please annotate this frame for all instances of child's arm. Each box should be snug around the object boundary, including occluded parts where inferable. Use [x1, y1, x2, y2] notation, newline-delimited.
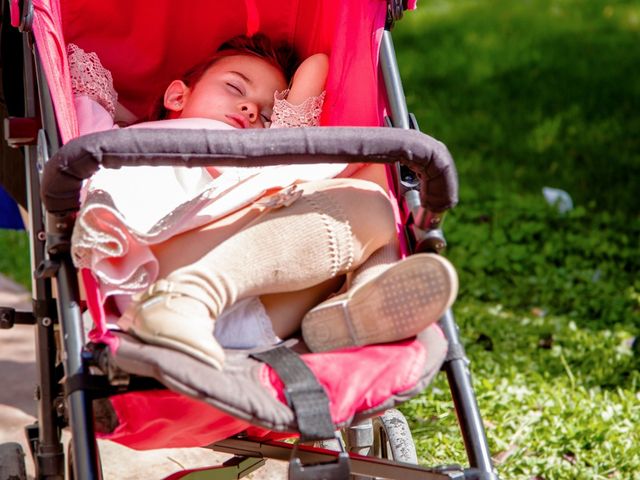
[270, 53, 329, 128]
[68, 43, 119, 135]
[286, 53, 329, 105]
[115, 102, 138, 127]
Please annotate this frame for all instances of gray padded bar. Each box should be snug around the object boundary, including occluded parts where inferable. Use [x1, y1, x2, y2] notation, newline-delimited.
[41, 127, 458, 215]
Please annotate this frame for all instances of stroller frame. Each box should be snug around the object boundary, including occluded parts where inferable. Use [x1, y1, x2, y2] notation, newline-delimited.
[1, 1, 498, 479]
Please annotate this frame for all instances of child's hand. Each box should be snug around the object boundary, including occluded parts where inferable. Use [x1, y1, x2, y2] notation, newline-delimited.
[286, 53, 329, 105]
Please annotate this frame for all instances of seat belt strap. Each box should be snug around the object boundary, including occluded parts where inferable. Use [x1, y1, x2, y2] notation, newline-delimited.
[252, 346, 336, 442]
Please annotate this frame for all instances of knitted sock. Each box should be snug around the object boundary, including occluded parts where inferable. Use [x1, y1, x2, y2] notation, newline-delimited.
[348, 240, 400, 290]
[164, 188, 358, 319]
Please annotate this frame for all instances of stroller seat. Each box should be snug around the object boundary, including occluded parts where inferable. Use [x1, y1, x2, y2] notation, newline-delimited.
[46, 125, 454, 451]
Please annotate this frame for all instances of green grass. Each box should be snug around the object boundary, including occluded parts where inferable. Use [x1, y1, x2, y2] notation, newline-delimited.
[403, 203, 640, 478]
[394, 0, 640, 478]
[396, 0, 640, 213]
[0, 229, 31, 288]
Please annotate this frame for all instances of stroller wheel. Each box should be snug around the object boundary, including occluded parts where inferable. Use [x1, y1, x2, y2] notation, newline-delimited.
[0, 442, 27, 480]
[342, 410, 418, 479]
[371, 409, 418, 464]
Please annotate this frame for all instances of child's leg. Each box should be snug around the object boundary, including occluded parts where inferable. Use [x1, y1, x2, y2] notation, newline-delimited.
[128, 178, 397, 367]
[349, 239, 401, 288]
[261, 277, 344, 339]
[259, 242, 401, 340]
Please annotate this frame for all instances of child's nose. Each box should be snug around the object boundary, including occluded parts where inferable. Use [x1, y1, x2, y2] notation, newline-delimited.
[240, 103, 258, 122]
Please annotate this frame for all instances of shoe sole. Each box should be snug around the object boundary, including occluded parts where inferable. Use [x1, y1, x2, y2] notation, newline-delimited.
[301, 254, 458, 352]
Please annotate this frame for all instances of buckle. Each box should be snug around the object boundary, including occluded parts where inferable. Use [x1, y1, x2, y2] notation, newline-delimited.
[147, 279, 173, 297]
[136, 279, 175, 303]
[288, 439, 350, 480]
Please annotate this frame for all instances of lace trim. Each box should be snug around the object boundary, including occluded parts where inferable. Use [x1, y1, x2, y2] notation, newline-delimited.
[270, 90, 325, 128]
[67, 43, 118, 118]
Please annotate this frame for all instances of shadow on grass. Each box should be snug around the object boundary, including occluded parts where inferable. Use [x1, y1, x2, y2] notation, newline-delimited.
[395, 0, 640, 214]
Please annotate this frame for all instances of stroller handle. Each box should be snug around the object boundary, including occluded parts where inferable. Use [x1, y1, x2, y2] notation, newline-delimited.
[41, 127, 458, 216]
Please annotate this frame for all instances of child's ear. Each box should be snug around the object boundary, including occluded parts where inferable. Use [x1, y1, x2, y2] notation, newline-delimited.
[164, 80, 189, 113]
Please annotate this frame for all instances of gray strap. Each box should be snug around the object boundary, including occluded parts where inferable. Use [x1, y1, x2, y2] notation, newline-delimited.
[252, 346, 335, 442]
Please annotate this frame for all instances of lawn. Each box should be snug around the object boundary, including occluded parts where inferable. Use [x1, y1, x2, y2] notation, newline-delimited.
[394, 0, 640, 478]
[0, 228, 30, 288]
[1, 0, 639, 478]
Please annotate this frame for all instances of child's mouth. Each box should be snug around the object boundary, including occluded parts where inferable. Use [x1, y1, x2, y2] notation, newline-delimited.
[225, 114, 249, 129]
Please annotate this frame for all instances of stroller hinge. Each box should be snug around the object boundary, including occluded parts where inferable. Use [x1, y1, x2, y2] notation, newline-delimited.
[35, 258, 60, 279]
[404, 190, 448, 254]
[43, 212, 75, 256]
[385, 0, 406, 29]
[23, 423, 65, 479]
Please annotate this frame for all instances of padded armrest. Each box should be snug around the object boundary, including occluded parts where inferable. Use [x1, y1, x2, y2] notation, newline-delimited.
[41, 127, 458, 215]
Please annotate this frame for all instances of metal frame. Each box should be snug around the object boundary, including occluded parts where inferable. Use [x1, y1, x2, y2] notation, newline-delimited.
[379, 29, 498, 480]
[2, 4, 498, 479]
[21, 32, 67, 480]
[212, 437, 463, 480]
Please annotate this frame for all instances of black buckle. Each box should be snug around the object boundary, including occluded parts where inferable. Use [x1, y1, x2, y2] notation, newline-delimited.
[289, 443, 351, 480]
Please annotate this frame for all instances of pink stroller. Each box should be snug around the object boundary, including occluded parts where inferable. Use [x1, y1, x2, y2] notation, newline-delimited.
[0, 0, 499, 478]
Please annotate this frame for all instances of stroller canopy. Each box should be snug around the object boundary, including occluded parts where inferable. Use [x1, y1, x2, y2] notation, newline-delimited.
[28, 0, 416, 143]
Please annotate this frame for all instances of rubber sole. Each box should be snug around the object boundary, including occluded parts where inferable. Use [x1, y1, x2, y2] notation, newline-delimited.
[301, 253, 458, 352]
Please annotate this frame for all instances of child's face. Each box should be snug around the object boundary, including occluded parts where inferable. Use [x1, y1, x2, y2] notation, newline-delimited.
[166, 55, 287, 129]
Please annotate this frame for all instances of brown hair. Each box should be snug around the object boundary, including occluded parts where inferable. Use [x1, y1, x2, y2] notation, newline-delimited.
[148, 34, 299, 121]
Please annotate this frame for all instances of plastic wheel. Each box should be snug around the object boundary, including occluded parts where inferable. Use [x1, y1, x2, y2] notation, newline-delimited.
[371, 409, 418, 464]
[0, 442, 28, 480]
[344, 410, 419, 480]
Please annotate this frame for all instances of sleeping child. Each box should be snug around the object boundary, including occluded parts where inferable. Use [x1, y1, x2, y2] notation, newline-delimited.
[69, 34, 458, 370]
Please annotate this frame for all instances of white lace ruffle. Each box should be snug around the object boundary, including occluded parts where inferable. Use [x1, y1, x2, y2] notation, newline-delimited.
[67, 43, 118, 118]
[270, 90, 325, 128]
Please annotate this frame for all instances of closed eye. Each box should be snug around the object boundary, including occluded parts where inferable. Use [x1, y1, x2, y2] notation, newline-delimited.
[227, 82, 244, 95]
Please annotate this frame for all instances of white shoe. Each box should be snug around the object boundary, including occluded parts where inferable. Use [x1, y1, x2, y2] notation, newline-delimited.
[127, 280, 225, 369]
[301, 254, 458, 352]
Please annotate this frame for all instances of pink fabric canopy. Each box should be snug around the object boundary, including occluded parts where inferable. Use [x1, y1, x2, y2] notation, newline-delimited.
[28, 0, 419, 143]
